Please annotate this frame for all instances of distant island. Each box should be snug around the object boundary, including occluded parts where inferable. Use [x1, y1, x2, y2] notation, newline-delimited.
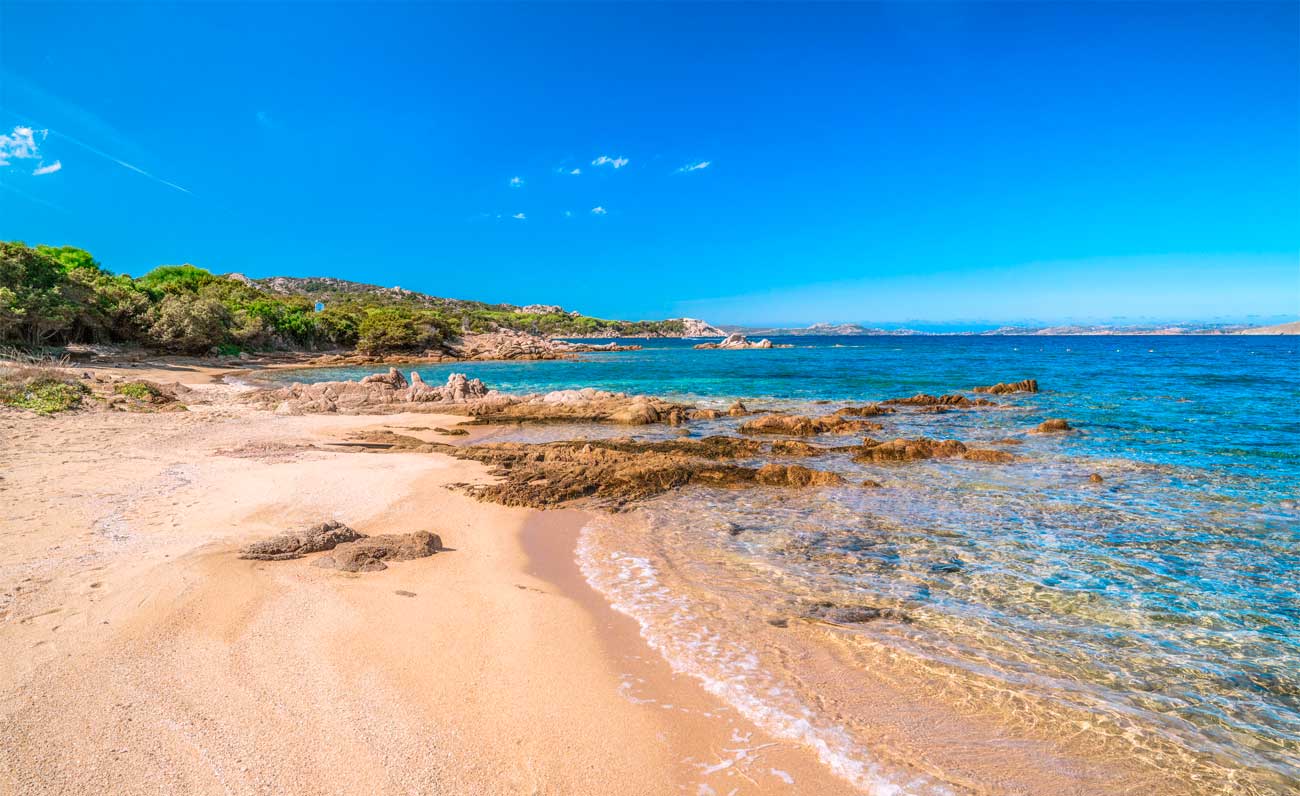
[721, 320, 1298, 337]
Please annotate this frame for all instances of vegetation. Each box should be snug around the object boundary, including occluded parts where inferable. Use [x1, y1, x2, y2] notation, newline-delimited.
[113, 381, 160, 401]
[0, 365, 87, 414]
[0, 241, 689, 356]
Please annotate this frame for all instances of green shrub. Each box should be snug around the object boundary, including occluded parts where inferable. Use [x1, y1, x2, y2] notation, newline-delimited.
[114, 381, 159, 400]
[148, 294, 231, 353]
[357, 307, 420, 354]
[0, 366, 87, 414]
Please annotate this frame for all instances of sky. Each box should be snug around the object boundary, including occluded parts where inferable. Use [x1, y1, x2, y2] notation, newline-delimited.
[1, 2, 1297, 326]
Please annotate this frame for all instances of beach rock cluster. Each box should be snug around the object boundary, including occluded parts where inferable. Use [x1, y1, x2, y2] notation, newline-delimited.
[739, 413, 883, 436]
[239, 520, 442, 571]
[465, 388, 693, 426]
[314, 531, 443, 572]
[239, 520, 364, 560]
[252, 371, 493, 414]
[974, 379, 1039, 394]
[693, 333, 786, 350]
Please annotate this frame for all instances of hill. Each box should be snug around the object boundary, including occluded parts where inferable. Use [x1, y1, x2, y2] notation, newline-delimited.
[1237, 320, 1300, 335]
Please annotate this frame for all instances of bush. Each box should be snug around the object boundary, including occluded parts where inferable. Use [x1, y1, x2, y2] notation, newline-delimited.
[0, 366, 87, 414]
[357, 307, 420, 354]
[148, 294, 231, 353]
[114, 381, 159, 401]
[137, 264, 217, 296]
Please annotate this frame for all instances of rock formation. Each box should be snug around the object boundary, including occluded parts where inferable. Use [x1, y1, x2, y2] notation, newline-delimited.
[1035, 418, 1073, 433]
[850, 437, 1013, 464]
[250, 372, 492, 414]
[314, 531, 442, 572]
[693, 333, 786, 350]
[727, 400, 750, 417]
[739, 413, 882, 436]
[974, 379, 1039, 394]
[239, 520, 363, 560]
[881, 393, 996, 408]
[465, 388, 692, 426]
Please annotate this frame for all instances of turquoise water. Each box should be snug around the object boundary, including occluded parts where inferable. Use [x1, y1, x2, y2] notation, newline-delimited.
[274, 336, 1299, 790]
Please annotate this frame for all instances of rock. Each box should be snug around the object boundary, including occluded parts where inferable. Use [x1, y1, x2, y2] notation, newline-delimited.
[314, 531, 442, 572]
[802, 602, 907, 625]
[739, 413, 882, 436]
[360, 367, 408, 388]
[919, 406, 950, 414]
[991, 438, 1023, 445]
[1036, 418, 1073, 433]
[1088, 473, 1105, 484]
[963, 448, 1016, 463]
[754, 464, 844, 487]
[693, 333, 787, 350]
[689, 408, 722, 420]
[973, 379, 1039, 394]
[882, 393, 996, 408]
[861, 479, 884, 488]
[239, 520, 363, 560]
[448, 329, 570, 361]
[835, 404, 895, 417]
[727, 400, 750, 417]
[468, 389, 692, 426]
[851, 437, 970, 463]
[769, 440, 821, 457]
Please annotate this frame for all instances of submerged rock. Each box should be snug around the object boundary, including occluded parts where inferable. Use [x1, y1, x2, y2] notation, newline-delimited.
[239, 520, 363, 560]
[849, 437, 1014, 464]
[1089, 473, 1105, 484]
[802, 602, 909, 625]
[973, 379, 1039, 394]
[1036, 418, 1073, 433]
[754, 463, 844, 487]
[834, 404, 895, 417]
[314, 531, 442, 572]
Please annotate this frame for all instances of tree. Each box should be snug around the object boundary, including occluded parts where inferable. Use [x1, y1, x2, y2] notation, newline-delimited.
[0, 242, 77, 346]
[147, 293, 231, 353]
[357, 307, 419, 354]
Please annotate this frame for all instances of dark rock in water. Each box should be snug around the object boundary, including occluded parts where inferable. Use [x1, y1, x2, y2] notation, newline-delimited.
[314, 531, 443, 572]
[1089, 473, 1105, 484]
[769, 439, 822, 457]
[851, 437, 969, 463]
[803, 601, 908, 625]
[930, 558, 963, 574]
[727, 400, 750, 417]
[239, 520, 363, 560]
[974, 379, 1039, 394]
[740, 413, 882, 436]
[919, 405, 950, 414]
[690, 408, 723, 420]
[835, 404, 895, 417]
[860, 479, 884, 488]
[991, 438, 1023, 446]
[1036, 418, 1073, 433]
[963, 448, 1016, 463]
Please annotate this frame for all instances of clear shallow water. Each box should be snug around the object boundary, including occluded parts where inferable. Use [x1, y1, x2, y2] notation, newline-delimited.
[276, 336, 1299, 792]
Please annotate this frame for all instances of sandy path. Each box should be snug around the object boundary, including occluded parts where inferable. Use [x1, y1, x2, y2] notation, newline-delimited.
[0, 382, 849, 795]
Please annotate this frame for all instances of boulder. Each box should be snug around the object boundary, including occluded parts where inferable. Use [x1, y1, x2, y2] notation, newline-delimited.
[755, 464, 843, 487]
[1036, 418, 1073, 433]
[882, 393, 996, 408]
[963, 448, 1016, 463]
[727, 400, 750, 417]
[739, 413, 882, 436]
[314, 531, 443, 572]
[239, 520, 363, 560]
[693, 333, 786, 350]
[360, 367, 408, 389]
[851, 437, 969, 463]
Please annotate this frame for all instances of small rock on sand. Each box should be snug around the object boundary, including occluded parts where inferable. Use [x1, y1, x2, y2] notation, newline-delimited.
[314, 531, 443, 572]
[239, 520, 362, 560]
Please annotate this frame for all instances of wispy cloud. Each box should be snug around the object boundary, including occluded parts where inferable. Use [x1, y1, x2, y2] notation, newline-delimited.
[47, 129, 191, 194]
[512, 212, 527, 220]
[32, 160, 62, 176]
[509, 176, 524, 188]
[591, 155, 629, 169]
[590, 206, 607, 215]
[568, 168, 581, 175]
[676, 160, 711, 172]
[0, 125, 44, 167]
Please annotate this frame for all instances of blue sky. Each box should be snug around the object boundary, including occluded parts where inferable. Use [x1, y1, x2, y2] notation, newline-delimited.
[1, 2, 1296, 326]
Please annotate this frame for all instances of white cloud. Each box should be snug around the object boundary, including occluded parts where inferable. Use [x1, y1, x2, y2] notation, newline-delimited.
[509, 176, 524, 188]
[563, 210, 573, 217]
[590, 206, 607, 215]
[591, 155, 629, 169]
[0, 125, 45, 167]
[568, 168, 581, 175]
[676, 160, 711, 172]
[512, 212, 526, 220]
[32, 160, 62, 175]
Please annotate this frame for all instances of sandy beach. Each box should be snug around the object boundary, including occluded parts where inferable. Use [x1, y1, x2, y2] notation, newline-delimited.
[0, 364, 849, 795]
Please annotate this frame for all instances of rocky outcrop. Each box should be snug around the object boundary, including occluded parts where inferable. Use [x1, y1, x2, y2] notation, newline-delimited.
[739, 413, 882, 436]
[850, 437, 1013, 464]
[250, 372, 494, 415]
[974, 379, 1039, 394]
[834, 404, 895, 417]
[727, 400, 750, 417]
[1035, 418, 1073, 433]
[314, 531, 442, 572]
[681, 318, 726, 337]
[693, 333, 787, 350]
[239, 520, 363, 560]
[466, 388, 692, 426]
[755, 464, 844, 487]
[881, 393, 996, 408]
[449, 329, 571, 361]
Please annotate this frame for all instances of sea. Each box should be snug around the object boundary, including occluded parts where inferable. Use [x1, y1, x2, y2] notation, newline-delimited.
[270, 335, 1299, 794]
